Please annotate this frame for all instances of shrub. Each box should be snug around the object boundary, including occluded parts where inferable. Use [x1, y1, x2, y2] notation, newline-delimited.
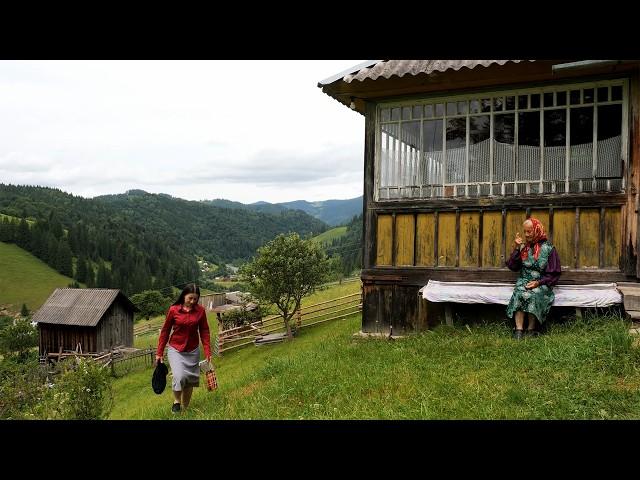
[0, 318, 38, 361]
[221, 305, 266, 330]
[0, 355, 48, 419]
[46, 357, 114, 420]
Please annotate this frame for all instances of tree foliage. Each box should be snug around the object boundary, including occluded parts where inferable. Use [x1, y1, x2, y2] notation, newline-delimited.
[130, 290, 172, 321]
[240, 233, 330, 338]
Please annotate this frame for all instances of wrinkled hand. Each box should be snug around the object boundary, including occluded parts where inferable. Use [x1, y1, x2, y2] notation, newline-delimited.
[206, 356, 211, 365]
[155, 355, 163, 365]
[525, 280, 539, 290]
[513, 232, 523, 250]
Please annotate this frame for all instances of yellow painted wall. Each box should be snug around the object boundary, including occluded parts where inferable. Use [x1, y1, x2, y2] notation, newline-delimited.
[482, 211, 503, 267]
[437, 212, 457, 266]
[459, 212, 480, 267]
[578, 209, 600, 268]
[376, 215, 393, 266]
[553, 209, 576, 269]
[394, 214, 415, 266]
[604, 207, 621, 268]
[416, 213, 435, 266]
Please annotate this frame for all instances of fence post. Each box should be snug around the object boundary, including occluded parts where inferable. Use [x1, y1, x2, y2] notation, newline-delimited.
[110, 353, 115, 377]
[296, 309, 302, 329]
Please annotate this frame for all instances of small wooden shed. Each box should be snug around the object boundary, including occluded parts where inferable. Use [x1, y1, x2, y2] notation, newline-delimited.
[33, 288, 137, 355]
[319, 60, 640, 334]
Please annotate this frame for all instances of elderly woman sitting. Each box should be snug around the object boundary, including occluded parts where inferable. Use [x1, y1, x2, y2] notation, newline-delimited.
[506, 217, 561, 339]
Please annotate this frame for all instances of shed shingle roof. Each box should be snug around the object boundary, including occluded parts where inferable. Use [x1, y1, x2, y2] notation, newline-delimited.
[32, 288, 135, 327]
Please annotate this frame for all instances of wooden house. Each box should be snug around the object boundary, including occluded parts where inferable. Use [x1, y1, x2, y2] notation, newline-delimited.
[33, 288, 137, 355]
[319, 60, 640, 334]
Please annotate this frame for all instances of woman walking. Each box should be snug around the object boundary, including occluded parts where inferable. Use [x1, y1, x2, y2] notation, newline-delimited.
[156, 283, 211, 413]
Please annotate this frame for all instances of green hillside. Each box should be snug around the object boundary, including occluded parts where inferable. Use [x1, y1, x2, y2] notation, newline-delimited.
[0, 241, 78, 313]
[312, 226, 348, 246]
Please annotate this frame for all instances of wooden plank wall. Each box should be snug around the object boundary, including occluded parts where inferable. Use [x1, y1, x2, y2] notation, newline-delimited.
[376, 207, 622, 270]
[96, 300, 134, 352]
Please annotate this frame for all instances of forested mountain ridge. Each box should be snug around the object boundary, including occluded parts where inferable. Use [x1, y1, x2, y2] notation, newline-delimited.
[204, 196, 363, 226]
[0, 185, 328, 296]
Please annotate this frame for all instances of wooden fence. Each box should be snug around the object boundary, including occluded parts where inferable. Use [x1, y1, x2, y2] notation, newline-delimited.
[216, 290, 362, 355]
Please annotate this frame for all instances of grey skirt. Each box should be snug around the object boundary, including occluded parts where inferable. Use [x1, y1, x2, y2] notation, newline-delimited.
[167, 345, 200, 391]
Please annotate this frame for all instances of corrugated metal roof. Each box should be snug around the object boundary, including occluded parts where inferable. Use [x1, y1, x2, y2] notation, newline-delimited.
[341, 60, 532, 83]
[32, 288, 133, 327]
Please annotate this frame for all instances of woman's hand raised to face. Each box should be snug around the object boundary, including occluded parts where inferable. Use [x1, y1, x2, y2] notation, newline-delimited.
[513, 232, 523, 251]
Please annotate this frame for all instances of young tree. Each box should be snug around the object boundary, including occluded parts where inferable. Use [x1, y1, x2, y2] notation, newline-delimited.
[240, 233, 330, 339]
[129, 290, 171, 321]
[0, 318, 38, 362]
[20, 303, 30, 317]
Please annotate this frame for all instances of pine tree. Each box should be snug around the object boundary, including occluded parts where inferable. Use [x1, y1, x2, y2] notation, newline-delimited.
[76, 254, 88, 283]
[56, 239, 73, 277]
[20, 303, 29, 317]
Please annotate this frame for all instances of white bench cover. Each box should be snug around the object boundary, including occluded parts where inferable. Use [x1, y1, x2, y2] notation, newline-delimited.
[420, 280, 622, 308]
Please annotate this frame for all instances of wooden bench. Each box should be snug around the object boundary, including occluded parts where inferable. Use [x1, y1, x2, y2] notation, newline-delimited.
[420, 280, 624, 326]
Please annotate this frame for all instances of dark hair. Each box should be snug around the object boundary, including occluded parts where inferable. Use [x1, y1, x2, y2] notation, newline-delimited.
[173, 283, 201, 306]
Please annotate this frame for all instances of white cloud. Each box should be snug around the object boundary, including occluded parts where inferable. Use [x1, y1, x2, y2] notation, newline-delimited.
[0, 60, 365, 203]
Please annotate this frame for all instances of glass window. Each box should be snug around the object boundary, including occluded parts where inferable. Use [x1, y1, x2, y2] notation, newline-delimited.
[447, 102, 457, 116]
[494, 114, 515, 182]
[597, 104, 622, 178]
[413, 106, 423, 119]
[505, 96, 515, 110]
[556, 91, 567, 106]
[518, 95, 528, 110]
[530, 94, 540, 109]
[570, 90, 580, 105]
[612, 85, 622, 101]
[422, 120, 444, 185]
[435, 103, 444, 117]
[469, 100, 480, 114]
[518, 111, 541, 181]
[597, 87, 608, 102]
[481, 98, 491, 113]
[446, 118, 466, 183]
[570, 107, 594, 179]
[425, 104, 434, 118]
[381, 108, 390, 122]
[583, 88, 594, 104]
[391, 107, 401, 121]
[544, 110, 566, 181]
[493, 97, 504, 111]
[457, 101, 468, 115]
[402, 107, 411, 120]
[544, 92, 554, 107]
[469, 115, 490, 182]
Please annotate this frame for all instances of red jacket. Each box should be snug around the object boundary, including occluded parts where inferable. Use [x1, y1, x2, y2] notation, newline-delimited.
[157, 304, 211, 358]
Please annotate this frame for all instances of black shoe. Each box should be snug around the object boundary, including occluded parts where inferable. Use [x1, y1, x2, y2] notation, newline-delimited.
[526, 330, 540, 338]
[172, 402, 181, 413]
[512, 329, 524, 340]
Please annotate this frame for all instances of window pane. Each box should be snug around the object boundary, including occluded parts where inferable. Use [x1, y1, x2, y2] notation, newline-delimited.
[556, 91, 567, 106]
[469, 115, 490, 182]
[597, 104, 622, 178]
[381, 108, 391, 122]
[435, 103, 444, 116]
[570, 90, 580, 105]
[570, 107, 594, 179]
[505, 96, 515, 110]
[391, 107, 401, 121]
[446, 118, 466, 183]
[380, 124, 400, 187]
[518, 111, 541, 180]
[413, 106, 423, 119]
[611, 85, 622, 101]
[399, 121, 421, 189]
[422, 120, 444, 185]
[493, 97, 504, 111]
[583, 89, 594, 104]
[402, 107, 411, 120]
[494, 113, 515, 182]
[597, 87, 608, 102]
[544, 110, 566, 180]
[470, 100, 480, 114]
[457, 101, 468, 115]
[481, 98, 491, 113]
[544, 92, 554, 107]
[518, 95, 528, 109]
[447, 102, 457, 116]
[530, 94, 540, 108]
[425, 104, 434, 118]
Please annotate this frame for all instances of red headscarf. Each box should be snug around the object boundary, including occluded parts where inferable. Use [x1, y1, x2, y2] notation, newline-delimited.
[521, 217, 547, 261]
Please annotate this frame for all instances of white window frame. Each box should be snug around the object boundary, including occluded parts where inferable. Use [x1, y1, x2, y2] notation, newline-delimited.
[374, 78, 629, 201]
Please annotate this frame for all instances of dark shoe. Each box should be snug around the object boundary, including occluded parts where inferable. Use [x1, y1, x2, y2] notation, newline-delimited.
[512, 329, 524, 340]
[526, 330, 540, 338]
[172, 402, 181, 413]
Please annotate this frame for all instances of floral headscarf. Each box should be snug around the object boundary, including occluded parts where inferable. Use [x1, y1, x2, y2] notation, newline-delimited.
[521, 217, 547, 261]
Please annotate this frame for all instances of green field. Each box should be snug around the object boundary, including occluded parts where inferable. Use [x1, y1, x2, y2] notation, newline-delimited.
[111, 307, 640, 420]
[0, 241, 77, 313]
[312, 226, 347, 246]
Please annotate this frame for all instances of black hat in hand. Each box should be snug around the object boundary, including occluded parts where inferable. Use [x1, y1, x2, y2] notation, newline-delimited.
[152, 361, 169, 394]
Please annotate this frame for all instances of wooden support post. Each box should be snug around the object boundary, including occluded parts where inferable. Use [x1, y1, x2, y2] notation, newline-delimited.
[575, 307, 583, 319]
[445, 304, 454, 327]
[296, 309, 302, 329]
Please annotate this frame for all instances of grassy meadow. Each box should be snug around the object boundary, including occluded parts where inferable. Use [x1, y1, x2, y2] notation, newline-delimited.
[112, 280, 640, 420]
[0, 241, 78, 313]
[312, 226, 348, 246]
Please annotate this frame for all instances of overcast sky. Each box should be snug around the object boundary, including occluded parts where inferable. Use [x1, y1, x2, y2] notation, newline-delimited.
[0, 60, 366, 204]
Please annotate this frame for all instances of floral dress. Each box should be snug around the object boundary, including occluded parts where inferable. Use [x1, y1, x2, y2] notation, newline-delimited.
[506, 241, 557, 323]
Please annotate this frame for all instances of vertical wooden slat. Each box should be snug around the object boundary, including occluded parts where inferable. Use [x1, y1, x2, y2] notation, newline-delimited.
[600, 206, 606, 268]
[505, 210, 527, 259]
[394, 214, 415, 266]
[604, 207, 622, 269]
[529, 209, 549, 233]
[376, 214, 393, 266]
[416, 213, 435, 266]
[437, 212, 457, 267]
[482, 210, 503, 267]
[553, 209, 576, 269]
[578, 208, 600, 268]
[459, 211, 480, 267]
